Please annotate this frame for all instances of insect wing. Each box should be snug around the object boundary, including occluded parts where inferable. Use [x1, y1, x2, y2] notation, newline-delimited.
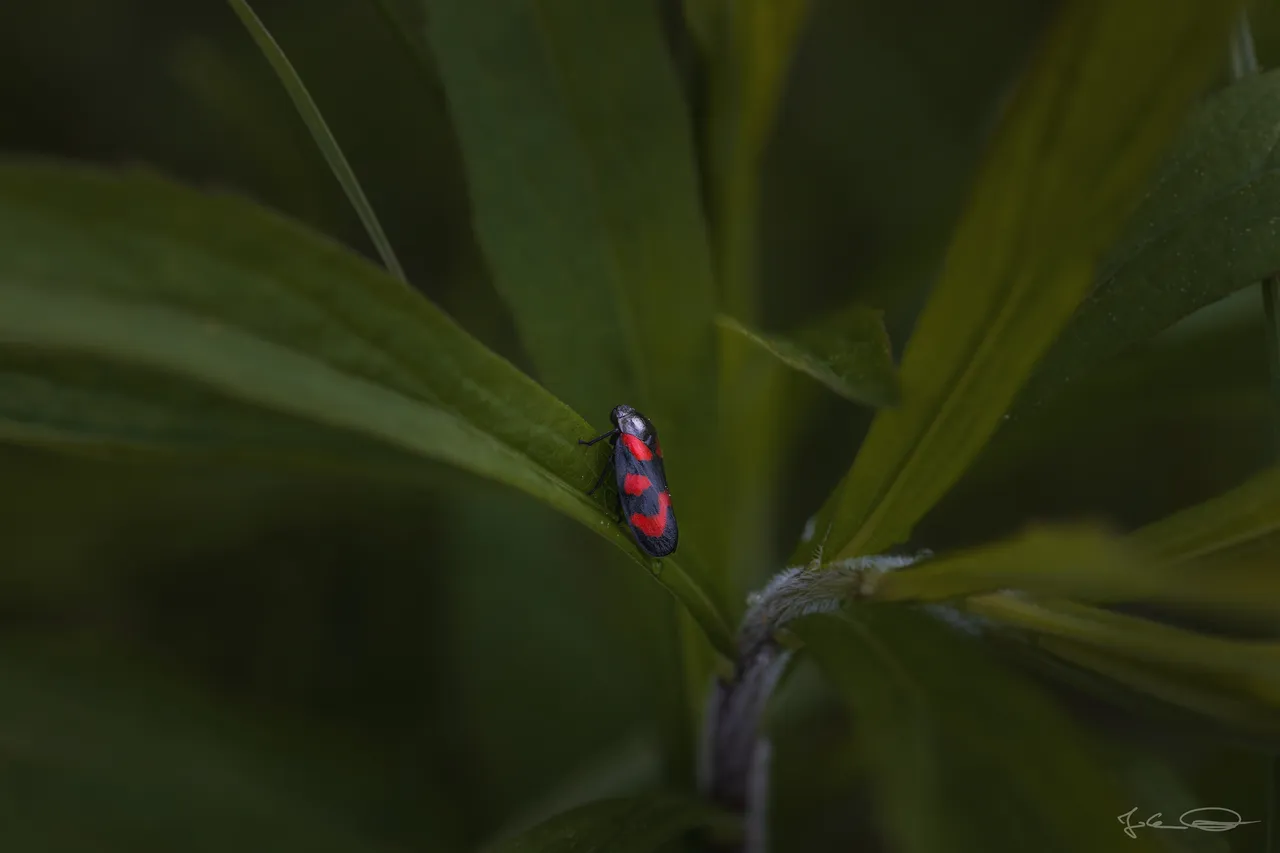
[613, 437, 678, 557]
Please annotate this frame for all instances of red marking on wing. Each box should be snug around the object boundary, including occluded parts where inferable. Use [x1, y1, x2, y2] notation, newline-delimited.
[631, 492, 671, 538]
[620, 433, 653, 461]
[652, 439, 663, 458]
[623, 473, 651, 496]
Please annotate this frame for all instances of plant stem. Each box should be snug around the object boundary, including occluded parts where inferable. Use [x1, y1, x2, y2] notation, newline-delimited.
[701, 554, 928, 852]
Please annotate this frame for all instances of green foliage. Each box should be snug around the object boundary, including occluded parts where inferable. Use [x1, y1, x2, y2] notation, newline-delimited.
[801, 0, 1245, 564]
[968, 596, 1280, 745]
[1021, 68, 1280, 412]
[1129, 466, 1280, 562]
[420, 0, 729, 621]
[872, 521, 1280, 622]
[790, 606, 1168, 853]
[683, 0, 811, 314]
[0, 162, 732, 653]
[226, 0, 406, 284]
[716, 308, 898, 408]
[420, 0, 718, 429]
[3, 0, 1280, 850]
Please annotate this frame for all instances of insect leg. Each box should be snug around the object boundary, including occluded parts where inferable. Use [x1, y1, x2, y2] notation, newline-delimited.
[578, 428, 618, 447]
[586, 458, 613, 496]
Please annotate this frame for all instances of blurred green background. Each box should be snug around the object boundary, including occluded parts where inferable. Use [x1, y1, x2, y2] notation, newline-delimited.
[2, 1, 1279, 850]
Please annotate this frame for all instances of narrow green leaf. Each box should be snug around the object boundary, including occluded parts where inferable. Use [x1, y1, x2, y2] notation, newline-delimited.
[872, 523, 1280, 625]
[1129, 467, 1280, 562]
[966, 595, 1280, 710]
[0, 162, 734, 656]
[370, 0, 429, 60]
[422, 0, 728, 620]
[683, 0, 809, 148]
[872, 523, 1143, 602]
[681, 0, 720, 54]
[1005, 638, 1280, 756]
[716, 308, 898, 407]
[1020, 69, 1280, 412]
[1021, 633, 1280, 745]
[800, 0, 1243, 564]
[792, 606, 1168, 853]
[422, 0, 718, 429]
[0, 284, 731, 655]
[945, 299, 1269, 507]
[225, 0, 407, 285]
[0, 349, 419, 474]
[482, 794, 735, 853]
[690, 0, 811, 318]
[686, 0, 813, 599]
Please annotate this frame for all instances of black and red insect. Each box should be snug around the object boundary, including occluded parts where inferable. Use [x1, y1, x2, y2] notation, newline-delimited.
[579, 404, 678, 558]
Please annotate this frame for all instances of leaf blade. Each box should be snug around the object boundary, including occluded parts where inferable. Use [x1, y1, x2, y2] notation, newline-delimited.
[422, 0, 718, 426]
[801, 0, 1244, 563]
[225, 0, 407, 285]
[423, 0, 729, 615]
[1020, 69, 1280, 412]
[0, 161, 735, 656]
[792, 606, 1168, 853]
[716, 309, 898, 407]
[965, 595, 1280, 711]
[1129, 467, 1280, 562]
[871, 522, 1280, 625]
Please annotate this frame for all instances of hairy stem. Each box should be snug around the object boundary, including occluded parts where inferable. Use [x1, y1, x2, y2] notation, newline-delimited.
[700, 553, 928, 852]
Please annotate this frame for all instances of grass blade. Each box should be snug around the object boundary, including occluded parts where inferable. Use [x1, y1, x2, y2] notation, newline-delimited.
[226, 0, 408, 285]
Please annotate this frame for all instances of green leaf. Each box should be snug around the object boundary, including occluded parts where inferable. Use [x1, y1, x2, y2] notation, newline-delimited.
[422, 0, 728, 618]
[0, 642, 441, 851]
[688, 0, 811, 317]
[939, 296, 1269, 515]
[683, 0, 809, 149]
[482, 794, 734, 853]
[225, 0, 407, 285]
[872, 523, 1144, 602]
[422, 0, 718, 431]
[1000, 633, 1280, 749]
[870, 523, 1280, 624]
[798, 0, 1244, 564]
[791, 606, 1168, 853]
[0, 161, 734, 656]
[966, 595, 1280, 707]
[1129, 467, 1280, 562]
[0, 349, 417, 475]
[1019, 69, 1280, 412]
[1020, 632, 1280, 745]
[716, 308, 898, 407]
